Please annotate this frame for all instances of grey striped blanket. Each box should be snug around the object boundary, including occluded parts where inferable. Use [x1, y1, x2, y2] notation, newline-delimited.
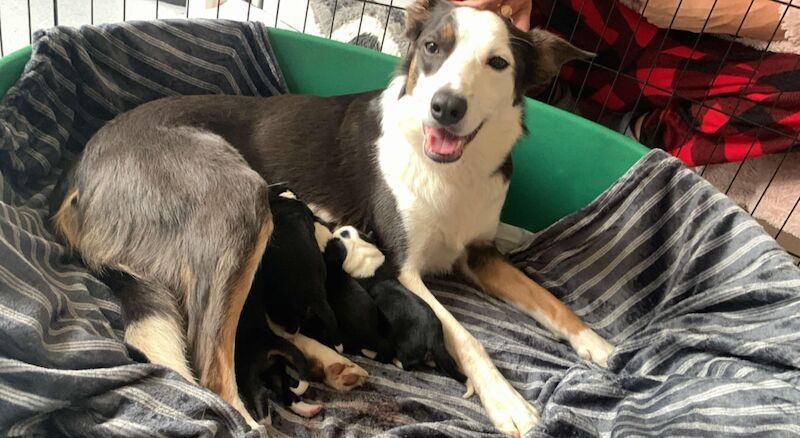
[2, 19, 800, 438]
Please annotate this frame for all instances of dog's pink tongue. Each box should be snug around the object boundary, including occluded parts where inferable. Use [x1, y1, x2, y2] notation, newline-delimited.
[425, 126, 462, 155]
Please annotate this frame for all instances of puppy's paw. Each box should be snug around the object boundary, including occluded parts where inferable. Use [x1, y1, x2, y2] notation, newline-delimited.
[324, 361, 369, 391]
[569, 329, 614, 368]
[290, 401, 322, 418]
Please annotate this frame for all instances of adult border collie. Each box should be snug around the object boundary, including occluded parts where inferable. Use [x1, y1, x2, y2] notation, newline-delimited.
[52, 0, 613, 435]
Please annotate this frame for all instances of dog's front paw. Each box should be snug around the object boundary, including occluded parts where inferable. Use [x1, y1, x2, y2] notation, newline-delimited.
[569, 329, 614, 367]
[476, 367, 539, 437]
[324, 361, 369, 390]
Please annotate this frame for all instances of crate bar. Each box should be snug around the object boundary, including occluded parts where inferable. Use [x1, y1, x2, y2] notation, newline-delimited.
[673, 0, 759, 159]
[642, 0, 721, 143]
[355, 0, 368, 46]
[545, 0, 590, 105]
[696, 3, 792, 175]
[623, 0, 686, 129]
[569, 0, 628, 115]
[380, 0, 394, 52]
[302, 0, 310, 33]
[596, 0, 654, 123]
[723, 52, 800, 197]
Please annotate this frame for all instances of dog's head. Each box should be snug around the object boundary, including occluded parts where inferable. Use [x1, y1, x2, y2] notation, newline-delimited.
[399, 0, 591, 164]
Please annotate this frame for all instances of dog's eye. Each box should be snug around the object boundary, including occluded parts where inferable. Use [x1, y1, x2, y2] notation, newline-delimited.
[424, 41, 439, 54]
[488, 56, 509, 70]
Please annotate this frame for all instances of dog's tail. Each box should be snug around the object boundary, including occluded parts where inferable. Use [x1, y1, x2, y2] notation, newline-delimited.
[431, 339, 466, 383]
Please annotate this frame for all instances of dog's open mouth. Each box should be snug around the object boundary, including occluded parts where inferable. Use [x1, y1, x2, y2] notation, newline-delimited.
[423, 123, 483, 163]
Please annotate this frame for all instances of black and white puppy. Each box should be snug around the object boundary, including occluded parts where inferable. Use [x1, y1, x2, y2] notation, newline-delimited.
[322, 235, 394, 362]
[334, 227, 464, 382]
[258, 356, 322, 420]
[260, 187, 343, 352]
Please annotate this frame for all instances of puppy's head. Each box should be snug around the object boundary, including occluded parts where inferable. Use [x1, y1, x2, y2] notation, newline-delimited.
[400, 0, 592, 163]
[333, 226, 386, 279]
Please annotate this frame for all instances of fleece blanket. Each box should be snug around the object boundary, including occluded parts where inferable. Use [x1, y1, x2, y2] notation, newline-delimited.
[1, 19, 800, 438]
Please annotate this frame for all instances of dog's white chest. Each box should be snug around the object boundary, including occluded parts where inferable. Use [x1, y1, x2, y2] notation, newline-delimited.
[377, 138, 508, 274]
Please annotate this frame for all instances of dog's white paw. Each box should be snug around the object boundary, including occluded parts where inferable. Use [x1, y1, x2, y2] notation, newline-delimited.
[324, 361, 369, 391]
[569, 329, 614, 368]
[476, 368, 539, 437]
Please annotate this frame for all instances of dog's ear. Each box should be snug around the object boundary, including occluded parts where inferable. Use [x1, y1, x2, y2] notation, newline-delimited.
[406, 0, 442, 40]
[528, 28, 594, 87]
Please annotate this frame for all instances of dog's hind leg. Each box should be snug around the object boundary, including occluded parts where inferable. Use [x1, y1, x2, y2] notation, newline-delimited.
[102, 271, 195, 382]
[58, 127, 274, 430]
[463, 244, 614, 367]
[190, 215, 273, 428]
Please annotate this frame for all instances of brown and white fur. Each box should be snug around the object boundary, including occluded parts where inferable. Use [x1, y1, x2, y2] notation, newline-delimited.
[52, 0, 613, 435]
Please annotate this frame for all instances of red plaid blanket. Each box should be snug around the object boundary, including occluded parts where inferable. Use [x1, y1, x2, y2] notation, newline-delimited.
[529, 0, 800, 166]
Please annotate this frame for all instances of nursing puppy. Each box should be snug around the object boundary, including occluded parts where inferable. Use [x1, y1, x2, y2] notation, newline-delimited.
[52, 1, 612, 434]
[259, 187, 343, 351]
[334, 227, 463, 381]
[322, 235, 394, 361]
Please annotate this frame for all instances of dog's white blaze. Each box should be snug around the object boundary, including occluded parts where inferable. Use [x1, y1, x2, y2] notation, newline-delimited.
[414, 7, 518, 137]
[125, 315, 195, 382]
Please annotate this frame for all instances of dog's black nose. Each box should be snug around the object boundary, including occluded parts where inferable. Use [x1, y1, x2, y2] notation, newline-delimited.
[430, 91, 467, 126]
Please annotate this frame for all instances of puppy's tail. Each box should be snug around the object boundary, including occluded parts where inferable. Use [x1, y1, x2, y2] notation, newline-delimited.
[432, 339, 465, 383]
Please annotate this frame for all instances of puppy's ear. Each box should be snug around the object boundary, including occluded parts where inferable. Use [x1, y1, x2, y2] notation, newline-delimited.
[405, 0, 442, 39]
[528, 28, 593, 87]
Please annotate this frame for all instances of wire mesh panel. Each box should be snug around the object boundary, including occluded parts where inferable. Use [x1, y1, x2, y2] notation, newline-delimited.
[0, 0, 797, 258]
